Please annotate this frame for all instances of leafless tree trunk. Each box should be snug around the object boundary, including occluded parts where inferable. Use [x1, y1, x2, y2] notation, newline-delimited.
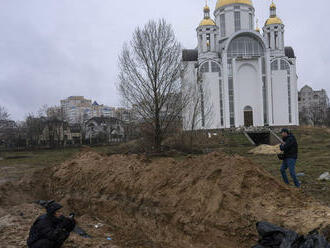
[184, 82, 213, 151]
[0, 106, 9, 121]
[118, 19, 187, 152]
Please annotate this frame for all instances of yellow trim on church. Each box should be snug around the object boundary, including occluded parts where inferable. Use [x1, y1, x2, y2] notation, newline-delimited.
[216, 0, 253, 9]
[265, 16, 283, 25]
[200, 18, 216, 26]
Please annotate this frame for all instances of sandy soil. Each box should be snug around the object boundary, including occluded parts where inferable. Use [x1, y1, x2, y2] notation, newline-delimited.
[248, 144, 282, 155]
[0, 150, 329, 247]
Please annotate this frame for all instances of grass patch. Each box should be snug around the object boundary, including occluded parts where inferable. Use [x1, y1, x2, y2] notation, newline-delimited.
[0, 126, 329, 206]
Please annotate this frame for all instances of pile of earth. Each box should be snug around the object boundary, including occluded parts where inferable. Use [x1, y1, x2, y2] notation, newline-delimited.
[1, 150, 330, 248]
[248, 144, 282, 155]
[0, 202, 120, 248]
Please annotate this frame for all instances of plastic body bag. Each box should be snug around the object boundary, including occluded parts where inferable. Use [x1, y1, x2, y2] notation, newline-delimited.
[252, 222, 330, 248]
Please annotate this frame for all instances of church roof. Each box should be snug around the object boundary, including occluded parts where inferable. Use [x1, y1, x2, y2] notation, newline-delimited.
[216, 0, 253, 9]
[265, 16, 283, 25]
[285, 47, 295, 58]
[199, 18, 216, 26]
[182, 49, 198, 62]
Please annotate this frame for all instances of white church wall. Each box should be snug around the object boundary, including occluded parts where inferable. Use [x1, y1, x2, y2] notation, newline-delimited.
[234, 60, 264, 127]
[182, 62, 199, 130]
[202, 72, 221, 129]
[271, 70, 290, 125]
[290, 61, 299, 126]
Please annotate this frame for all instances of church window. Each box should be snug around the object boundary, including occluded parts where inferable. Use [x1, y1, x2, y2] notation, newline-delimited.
[271, 60, 278, 70]
[211, 62, 220, 72]
[280, 59, 290, 73]
[274, 31, 278, 49]
[228, 78, 235, 127]
[220, 14, 226, 36]
[199, 83, 205, 127]
[249, 13, 253, 29]
[262, 57, 266, 74]
[263, 76, 268, 124]
[206, 28, 210, 31]
[206, 33, 211, 51]
[227, 35, 264, 58]
[262, 58, 268, 125]
[234, 12, 241, 31]
[234, 6, 240, 9]
[219, 79, 224, 126]
[200, 62, 209, 73]
[268, 33, 271, 48]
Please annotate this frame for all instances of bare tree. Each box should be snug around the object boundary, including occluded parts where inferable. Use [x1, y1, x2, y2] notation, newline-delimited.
[0, 106, 9, 121]
[309, 102, 328, 126]
[24, 113, 45, 147]
[184, 82, 213, 151]
[118, 19, 187, 152]
[299, 106, 311, 126]
[326, 107, 330, 127]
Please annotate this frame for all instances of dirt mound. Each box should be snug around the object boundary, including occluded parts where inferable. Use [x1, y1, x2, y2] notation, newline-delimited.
[25, 150, 330, 248]
[0, 203, 120, 248]
[248, 144, 281, 155]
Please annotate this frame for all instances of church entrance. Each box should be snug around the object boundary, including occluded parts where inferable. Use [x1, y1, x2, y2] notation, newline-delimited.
[244, 106, 253, 127]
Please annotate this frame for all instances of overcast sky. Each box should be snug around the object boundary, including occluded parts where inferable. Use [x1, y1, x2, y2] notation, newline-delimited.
[0, 0, 329, 120]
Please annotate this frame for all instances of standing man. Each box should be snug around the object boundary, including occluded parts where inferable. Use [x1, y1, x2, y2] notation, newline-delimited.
[279, 128, 300, 188]
[27, 201, 76, 248]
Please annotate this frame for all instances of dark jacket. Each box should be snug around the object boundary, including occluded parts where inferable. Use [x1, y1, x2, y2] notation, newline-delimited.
[280, 133, 298, 159]
[27, 214, 75, 248]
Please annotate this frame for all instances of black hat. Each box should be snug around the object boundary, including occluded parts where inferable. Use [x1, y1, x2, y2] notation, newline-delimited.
[46, 202, 63, 215]
[280, 128, 290, 134]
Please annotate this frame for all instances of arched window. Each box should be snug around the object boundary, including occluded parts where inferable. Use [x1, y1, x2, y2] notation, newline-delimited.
[227, 35, 264, 58]
[244, 106, 253, 111]
[211, 62, 220, 73]
[280, 59, 290, 73]
[200, 62, 209, 73]
[271, 60, 278, 71]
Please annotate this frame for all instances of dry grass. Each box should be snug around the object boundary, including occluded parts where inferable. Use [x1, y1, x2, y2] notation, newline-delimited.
[0, 126, 329, 206]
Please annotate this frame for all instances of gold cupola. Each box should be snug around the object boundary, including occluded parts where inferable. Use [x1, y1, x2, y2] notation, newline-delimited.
[255, 18, 260, 32]
[265, 1, 283, 25]
[216, 0, 253, 9]
[199, 3, 216, 26]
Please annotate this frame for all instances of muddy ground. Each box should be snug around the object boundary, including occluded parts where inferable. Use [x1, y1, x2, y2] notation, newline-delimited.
[0, 150, 329, 248]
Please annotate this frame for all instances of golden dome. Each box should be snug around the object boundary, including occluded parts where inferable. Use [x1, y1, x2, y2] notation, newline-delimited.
[265, 16, 283, 25]
[199, 18, 216, 26]
[216, 0, 253, 9]
[256, 27, 260, 32]
[204, 5, 210, 12]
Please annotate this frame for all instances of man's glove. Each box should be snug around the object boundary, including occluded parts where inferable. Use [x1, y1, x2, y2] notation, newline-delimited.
[59, 216, 76, 232]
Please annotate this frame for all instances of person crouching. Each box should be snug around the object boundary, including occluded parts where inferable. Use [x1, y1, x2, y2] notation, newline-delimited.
[27, 201, 75, 248]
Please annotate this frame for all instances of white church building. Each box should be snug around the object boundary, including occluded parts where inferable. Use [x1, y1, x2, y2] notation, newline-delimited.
[182, 0, 299, 130]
